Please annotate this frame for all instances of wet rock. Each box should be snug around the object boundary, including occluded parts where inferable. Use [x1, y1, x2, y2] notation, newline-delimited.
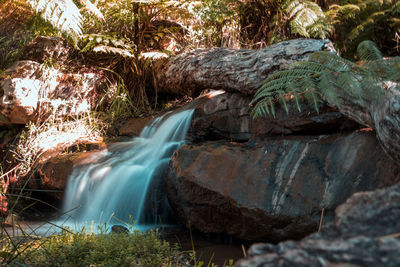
[33, 154, 77, 201]
[116, 116, 155, 137]
[0, 60, 110, 125]
[252, 100, 361, 137]
[189, 92, 360, 142]
[189, 93, 252, 141]
[21, 147, 107, 201]
[21, 36, 75, 64]
[235, 183, 400, 267]
[166, 131, 400, 242]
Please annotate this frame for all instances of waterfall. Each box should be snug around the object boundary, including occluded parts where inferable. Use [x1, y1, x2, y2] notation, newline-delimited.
[61, 109, 194, 229]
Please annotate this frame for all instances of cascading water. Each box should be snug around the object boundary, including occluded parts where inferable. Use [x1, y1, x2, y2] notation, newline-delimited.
[61, 109, 194, 229]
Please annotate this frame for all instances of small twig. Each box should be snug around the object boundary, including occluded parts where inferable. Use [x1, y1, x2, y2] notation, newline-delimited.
[376, 232, 400, 240]
[0, 163, 21, 180]
[241, 244, 247, 258]
[318, 208, 325, 232]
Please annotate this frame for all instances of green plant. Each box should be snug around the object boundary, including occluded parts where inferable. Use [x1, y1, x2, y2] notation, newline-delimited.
[96, 68, 138, 121]
[2, 225, 186, 266]
[79, 0, 191, 112]
[191, 0, 239, 47]
[282, 0, 332, 39]
[0, 32, 31, 69]
[192, 0, 332, 48]
[234, 0, 332, 48]
[326, 0, 400, 58]
[0, 1, 34, 69]
[26, 0, 104, 37]
[251, 40, 400, 118]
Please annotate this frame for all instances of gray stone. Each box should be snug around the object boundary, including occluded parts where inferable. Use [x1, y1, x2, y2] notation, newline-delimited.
[189, 92, 360, 142]
[236, 183, 400, 267]
[166, 131, 400, 241]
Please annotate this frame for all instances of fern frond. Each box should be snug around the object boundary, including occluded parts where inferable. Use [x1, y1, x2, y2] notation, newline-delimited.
[252, 41, 393, 118]
[326, 4, 361, 24]
[79, 33, 136, 56]
[27, 0, 83, 36]
[288, 83, 302, 112]
[78, 0, 104, 21]
[283, 0, 331, 38]
[252, 99, 273, 118]
[306, 17, 333, 39]
[301, 75, 320, 112]
[263, 69, 317, 82]
[357, 40, 383, 61]
[308, 52, 367, 75]
[318, 71, 339, 106]
[347, 10, 387, 41]
[92, 45, 134, 57]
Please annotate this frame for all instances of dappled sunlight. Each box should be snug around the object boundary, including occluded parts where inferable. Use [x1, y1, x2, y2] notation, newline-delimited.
[27, 0, 104, 36]
[205, 89, 225, 98]
[12, 116, 106, 176]
[28, 0, 83, 35]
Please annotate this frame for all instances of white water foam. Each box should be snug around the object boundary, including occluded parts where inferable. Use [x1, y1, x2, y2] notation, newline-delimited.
[57, 109, 194, 231]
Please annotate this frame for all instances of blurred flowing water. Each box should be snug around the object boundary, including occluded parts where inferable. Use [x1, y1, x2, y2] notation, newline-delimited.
[61, 109, 194, 229]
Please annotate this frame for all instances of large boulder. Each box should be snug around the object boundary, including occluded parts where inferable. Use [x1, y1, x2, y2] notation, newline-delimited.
[166, 130, 400, 242]
[0, 60, 110, 125]
[189, 92, 360, 142]
[235, 183, 400, 266]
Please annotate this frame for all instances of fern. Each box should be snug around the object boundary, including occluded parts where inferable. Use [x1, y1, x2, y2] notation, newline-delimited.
[283, 0, 332, 39]
[79, 33, 135, 57]
[326, 0, 400, 58]
[27, 0, 83, 35]
[251, 41, 399, 119]
[357, 40, 383, 61]
[27, 0, 103, 36]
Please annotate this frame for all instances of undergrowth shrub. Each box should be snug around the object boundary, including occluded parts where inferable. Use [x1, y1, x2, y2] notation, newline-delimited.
[236, 0, 331, 48]
[4, 226, 186, 267]
[326, 0, 400, 58]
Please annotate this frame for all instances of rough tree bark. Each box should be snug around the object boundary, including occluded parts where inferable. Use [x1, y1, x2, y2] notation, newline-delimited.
[323, 79, 400, 163]
[154, 38, 400, 164]
[153, 38, 335, 95]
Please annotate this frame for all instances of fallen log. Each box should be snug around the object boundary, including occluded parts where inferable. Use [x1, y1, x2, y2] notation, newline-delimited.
[153, 38, 335, 95]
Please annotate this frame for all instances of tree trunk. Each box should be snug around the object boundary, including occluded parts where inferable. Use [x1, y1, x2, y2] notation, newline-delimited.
[371, 83, 400, 163]
[324, 80, 400, 163]
[153, 38, 335, 95]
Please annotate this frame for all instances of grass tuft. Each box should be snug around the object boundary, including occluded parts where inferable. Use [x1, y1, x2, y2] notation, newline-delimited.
[2, 225, 189, 267]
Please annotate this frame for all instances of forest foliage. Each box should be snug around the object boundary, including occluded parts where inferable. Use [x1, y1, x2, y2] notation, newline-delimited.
[0, 0, 399, 266]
